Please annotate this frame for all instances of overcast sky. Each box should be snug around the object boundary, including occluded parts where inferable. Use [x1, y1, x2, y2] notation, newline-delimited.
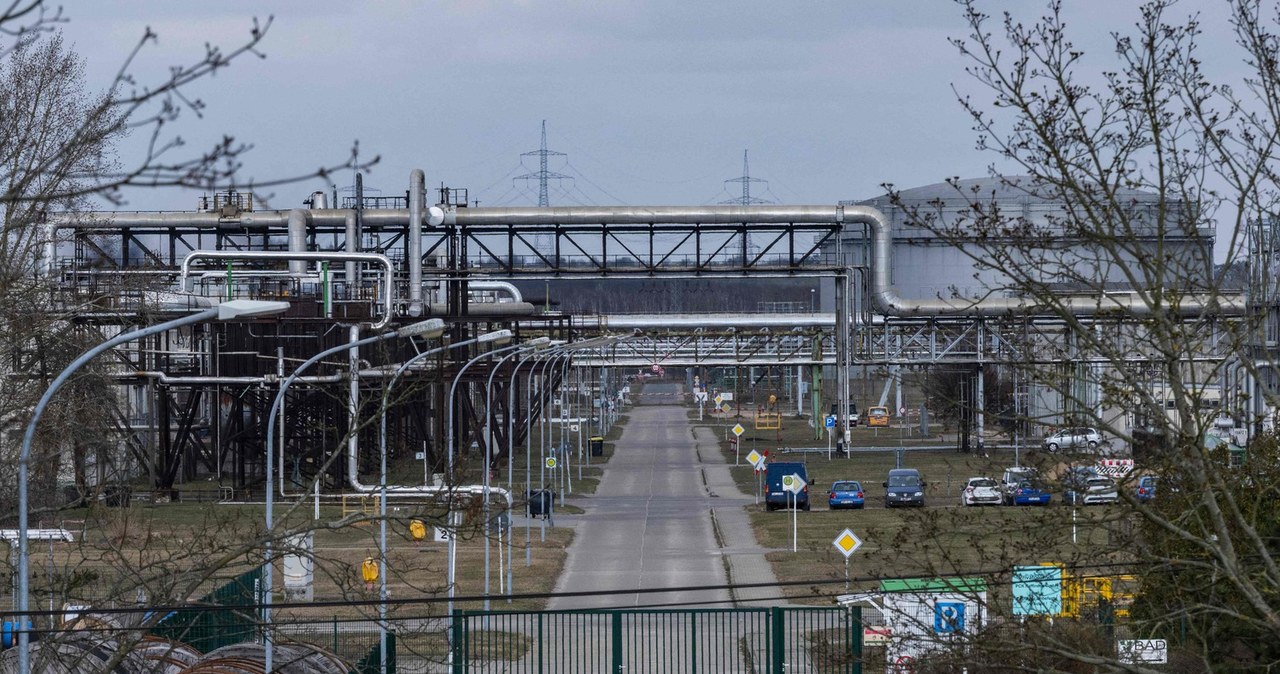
[54, 1, 1242, 220]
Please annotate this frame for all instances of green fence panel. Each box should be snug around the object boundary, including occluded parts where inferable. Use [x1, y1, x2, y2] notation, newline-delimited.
[446, 607, 859, 673]
[150, 566, 264, 653]
[353, 632, 395, 674]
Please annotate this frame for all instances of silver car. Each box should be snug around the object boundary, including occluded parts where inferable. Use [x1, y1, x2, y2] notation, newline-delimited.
[1044, 427, 1103, 453]
[1066, 475, 1119, 505]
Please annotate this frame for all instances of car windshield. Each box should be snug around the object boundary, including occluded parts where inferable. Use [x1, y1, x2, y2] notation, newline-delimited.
[888, 474, 919, 487]
[1087, 477, 1114, 488]
[832, 481, 861, 491]
[970, 478, 997, 488]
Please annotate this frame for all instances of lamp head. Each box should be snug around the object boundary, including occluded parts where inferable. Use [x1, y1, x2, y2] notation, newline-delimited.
[397, 318, 447, 339]
[526, 336, 552, 349]
[217, 300, 291, 320]
[478, 329, 514, 346]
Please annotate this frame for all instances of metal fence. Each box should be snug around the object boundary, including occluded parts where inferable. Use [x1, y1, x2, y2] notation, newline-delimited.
[448, 606, 862, 674]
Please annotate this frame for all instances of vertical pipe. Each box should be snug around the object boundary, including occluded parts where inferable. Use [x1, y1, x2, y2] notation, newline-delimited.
[344, 211, 358, 286]
[409, 169, 425, 316]
[287, 209, 308, 275]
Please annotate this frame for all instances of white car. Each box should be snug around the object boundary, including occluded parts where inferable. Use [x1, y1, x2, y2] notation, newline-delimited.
[960, 477, 1002, 506]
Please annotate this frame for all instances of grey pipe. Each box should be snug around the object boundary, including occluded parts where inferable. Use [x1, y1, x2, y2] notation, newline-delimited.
[287, 209, 308, 275]
[345, 211, 359, 284]
[310, 191, 329, 209]
[179, 250, 394, 328]
[851, 204, 1247, 317]
[409, 170, 425, 316]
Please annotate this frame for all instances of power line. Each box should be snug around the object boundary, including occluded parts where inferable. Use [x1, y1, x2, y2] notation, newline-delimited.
[718, 149, 775, 206]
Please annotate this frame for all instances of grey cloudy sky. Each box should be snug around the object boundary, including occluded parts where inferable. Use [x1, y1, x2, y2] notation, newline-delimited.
[56, 1, 1240, 215]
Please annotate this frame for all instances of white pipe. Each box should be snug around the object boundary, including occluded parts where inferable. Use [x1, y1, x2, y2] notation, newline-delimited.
[469, 281, 523, 303]
[287, 209, 308, 275]
[409, 170, 425, 316]
[179, 250, 394, 328]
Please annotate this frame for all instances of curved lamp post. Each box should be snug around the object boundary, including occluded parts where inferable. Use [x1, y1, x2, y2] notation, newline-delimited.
[17, 299, 291, 673]
[444, 334, 519, 618]
[374, 327, 512, 673]
[263, 318, 445, 673]
[480, 337, 551, 611]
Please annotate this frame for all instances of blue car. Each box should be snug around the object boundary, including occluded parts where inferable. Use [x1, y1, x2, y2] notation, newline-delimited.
[827, 480, 865, 510]
[1136, 476, 1157, 503]
[1012, 479, 1052, 506]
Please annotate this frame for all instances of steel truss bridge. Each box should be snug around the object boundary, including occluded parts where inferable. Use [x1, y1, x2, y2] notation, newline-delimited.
[44, 189, 1250, 496]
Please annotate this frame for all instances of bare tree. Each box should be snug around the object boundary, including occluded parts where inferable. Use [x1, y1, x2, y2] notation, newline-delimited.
[871, 0, 1280, 670]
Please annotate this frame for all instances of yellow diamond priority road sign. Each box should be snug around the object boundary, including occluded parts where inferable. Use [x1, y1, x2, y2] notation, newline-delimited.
[720, 403, 731, 413]
[732, 424, 745, 437]
[745, 449, 764, 469]
[714, 394, 723, 405]
[833, 529, 863, 559]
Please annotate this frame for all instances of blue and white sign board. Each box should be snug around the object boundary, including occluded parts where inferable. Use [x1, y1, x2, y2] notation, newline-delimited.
[933, 602, 965, 634]
[824, 415, 836, 429]
[1012, 565, 1063, 616]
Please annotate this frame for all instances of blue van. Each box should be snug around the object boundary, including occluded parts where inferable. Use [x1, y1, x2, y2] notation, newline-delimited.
[883, 468, 926, 507]
[765, 462, 811, 511]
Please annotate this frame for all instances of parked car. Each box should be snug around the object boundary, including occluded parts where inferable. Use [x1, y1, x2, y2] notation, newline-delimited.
[1011, 478, 1052, 506]
[765, 462, 811, 511]
[960, 477, 1001, 506]
[1044, 427, 1103, 453]
[1136, 475, 1157, 503]
[1064, 472, 1119, 505]
[827, 480, 865, 510]
[883, 468, 925, 507]
[1000, 466, 1038, 505]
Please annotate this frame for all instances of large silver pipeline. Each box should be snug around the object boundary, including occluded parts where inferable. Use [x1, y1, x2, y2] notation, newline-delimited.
[409, 170, 425, 316]
[51, 202, 1245, 318]
[179, 251, 394, 328]
[850, 204, 1247, 317]
[287, 209, 308, 275]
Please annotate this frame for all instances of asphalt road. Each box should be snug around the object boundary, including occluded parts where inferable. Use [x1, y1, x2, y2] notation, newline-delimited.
[549, 382, 732, 610]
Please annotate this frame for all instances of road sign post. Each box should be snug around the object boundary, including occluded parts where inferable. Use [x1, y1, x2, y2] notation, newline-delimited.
[782, 473, 807, 552]
[832, 528, 864, 592]
[747, 450, 765, 505]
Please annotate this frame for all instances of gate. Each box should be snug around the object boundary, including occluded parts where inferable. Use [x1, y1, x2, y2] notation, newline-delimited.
[450, 606, 861, 673]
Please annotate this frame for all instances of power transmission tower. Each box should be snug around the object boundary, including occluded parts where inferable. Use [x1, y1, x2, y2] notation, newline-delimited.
[719, 150, 773, 205]
[516, 120, 572, 250]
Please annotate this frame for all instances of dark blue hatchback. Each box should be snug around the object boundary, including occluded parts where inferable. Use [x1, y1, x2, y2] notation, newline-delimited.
[827, 480, 865, 510]
[1136, 476, 1157, 503]
[1012, 479, 1052, 506]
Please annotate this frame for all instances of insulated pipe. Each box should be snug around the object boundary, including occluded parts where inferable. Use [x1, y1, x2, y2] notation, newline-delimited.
[287, 209, 308, 275]
[179, 251, 394, 328]
[469, 281, 523, 303]
[345, 211, 358, 284]
[850, 204, 1247, 317]
[408, 169, 425, 316]
[310, 191, 329, 209]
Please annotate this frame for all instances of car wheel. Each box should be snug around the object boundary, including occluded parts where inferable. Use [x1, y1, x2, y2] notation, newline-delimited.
[1087, 440, 1098, 449]
[1047, 443, 1059, 453]
[766, 503, 777, 512]
[855, 504, 864, 510]
[802, 502, 811, 512]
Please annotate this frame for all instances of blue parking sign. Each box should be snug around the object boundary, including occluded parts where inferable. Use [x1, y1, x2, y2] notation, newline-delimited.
[824, 415, 836, 429]
[934, 602, 965, 634]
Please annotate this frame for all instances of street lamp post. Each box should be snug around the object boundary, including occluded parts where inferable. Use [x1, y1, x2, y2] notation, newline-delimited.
[481, 337, 549, 612]
[17, 299, 290, 673]
[263, 318, 445, 673]
[375, 327, 507, 674]
[444, 334, 517, 619]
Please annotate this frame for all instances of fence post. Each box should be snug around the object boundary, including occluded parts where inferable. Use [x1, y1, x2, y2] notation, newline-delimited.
[612, 611, 623, 674]
[451, 609, 465, 674]
[332, 616, 338, 655]
[849, 606, 862, 674]
[771, 607, 785, 674]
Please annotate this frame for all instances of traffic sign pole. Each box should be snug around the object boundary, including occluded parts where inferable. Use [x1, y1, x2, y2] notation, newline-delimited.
[791, 491, 798, 552]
